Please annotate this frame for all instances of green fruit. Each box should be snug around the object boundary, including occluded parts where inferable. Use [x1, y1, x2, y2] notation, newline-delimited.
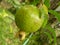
[40, 4, 48, 28]
[15, 5, 48, 33]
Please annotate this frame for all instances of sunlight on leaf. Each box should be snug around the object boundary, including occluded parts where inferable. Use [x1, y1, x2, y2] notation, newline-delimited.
[44, 0, 50, 8]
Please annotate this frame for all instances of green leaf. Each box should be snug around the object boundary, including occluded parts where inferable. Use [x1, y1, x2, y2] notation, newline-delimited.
[44, 32, 52, 43]
[58, 2, 60, 5]
[0, 6, 20, 45]
[39, 5, 48, 28]
[28, 0, 40, 6]
[23, 33, 33, 45]
[41, 14, 48, 28]
[9, 25, 13, 33]
[49, 10, 60, 22]
[44, 0, 50, 8]
[46, 24, 56, 45]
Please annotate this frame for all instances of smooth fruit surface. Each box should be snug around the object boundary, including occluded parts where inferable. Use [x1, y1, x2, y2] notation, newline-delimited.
[40, 4, 48, 28]
[15, 5, 48, 32]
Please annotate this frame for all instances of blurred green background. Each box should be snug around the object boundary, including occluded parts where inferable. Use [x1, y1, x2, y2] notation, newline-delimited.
[0, 0, 60, 45]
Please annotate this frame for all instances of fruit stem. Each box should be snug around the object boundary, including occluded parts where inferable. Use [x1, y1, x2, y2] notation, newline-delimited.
[23, 33, 33, 45]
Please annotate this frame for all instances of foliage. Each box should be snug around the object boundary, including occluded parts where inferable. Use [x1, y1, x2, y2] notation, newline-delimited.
[0, 0, 60, 45]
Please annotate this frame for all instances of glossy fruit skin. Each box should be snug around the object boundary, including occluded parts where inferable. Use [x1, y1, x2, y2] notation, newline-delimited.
[15, 5, 48, 33]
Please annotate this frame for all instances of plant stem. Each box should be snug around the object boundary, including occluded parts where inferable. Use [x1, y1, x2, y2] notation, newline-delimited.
[23, 33, 33, 45]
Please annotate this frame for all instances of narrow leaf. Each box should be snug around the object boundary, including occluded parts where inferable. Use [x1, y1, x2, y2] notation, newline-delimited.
[49, 10, 60, 22]
[46, 24, 56, 45]
[44, 0, 50, 8]
[44, 32, 52, 43]
[28, 0, 40, 6]
[23, 33, 33, 45]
